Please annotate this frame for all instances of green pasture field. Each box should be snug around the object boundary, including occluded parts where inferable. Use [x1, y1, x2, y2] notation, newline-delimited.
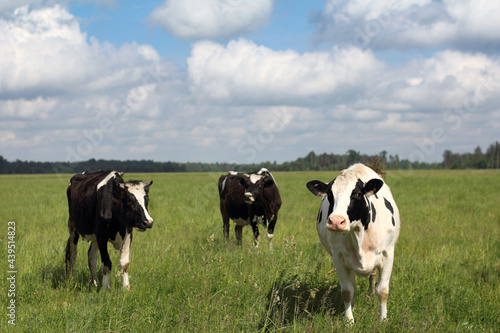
[1, 170, 499, 332]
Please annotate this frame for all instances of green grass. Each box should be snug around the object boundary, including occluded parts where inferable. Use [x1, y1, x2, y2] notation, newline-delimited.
[1, 170, 499, 332]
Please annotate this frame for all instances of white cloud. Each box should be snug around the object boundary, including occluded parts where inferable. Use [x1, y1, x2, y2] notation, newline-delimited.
[313, 0, 500, 51]
[0, 96, 57, 118]
[0, 4, 179, 161]
[187, 39, 500, 113]
[0, 5, 162, 98]
[381, 51, 500, 111]
[187, 39, 383, 104]
[148, 0, 273, 40]
[183, 38, 500, 162]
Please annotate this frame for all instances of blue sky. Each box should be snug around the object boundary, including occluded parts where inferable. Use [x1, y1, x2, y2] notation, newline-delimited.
[1, 0, 499, 164]
[69, 1, 322, 66]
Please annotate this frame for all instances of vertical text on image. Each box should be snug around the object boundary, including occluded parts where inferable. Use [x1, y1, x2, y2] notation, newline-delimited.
[7, 221, 16, 325]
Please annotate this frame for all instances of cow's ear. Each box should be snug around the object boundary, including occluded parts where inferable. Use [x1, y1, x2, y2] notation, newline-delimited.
[264, 178, 275, 188]
[364, 179, 384, 195]
[238, 176, 248, 187]
[307, 180, 328, 197]
[143, 180, 153, 192]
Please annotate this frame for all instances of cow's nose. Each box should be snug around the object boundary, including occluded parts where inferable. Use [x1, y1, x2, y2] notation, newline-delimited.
[145, 219, 153, 228]
[327, 215, 347, 231]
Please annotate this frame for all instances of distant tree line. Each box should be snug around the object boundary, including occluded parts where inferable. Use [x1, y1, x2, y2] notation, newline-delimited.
[0, 141, 498, 174]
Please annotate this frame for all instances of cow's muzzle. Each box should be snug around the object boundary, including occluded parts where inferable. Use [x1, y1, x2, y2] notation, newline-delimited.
[137, 219, 154, 231]
[327, 215, 348, 232]
[244, 192, 255, 203]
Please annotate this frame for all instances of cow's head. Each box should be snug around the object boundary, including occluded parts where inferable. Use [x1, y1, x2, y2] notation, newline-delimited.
[241, 172, 276, 204]
[307, 169, 383, 233]
[118, 180, 154, 231]
[99, 175, 154, 231]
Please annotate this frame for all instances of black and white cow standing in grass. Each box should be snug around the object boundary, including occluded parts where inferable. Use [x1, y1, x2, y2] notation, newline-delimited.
[306, 163, 400, 322]
[218, 168, 281, 249]
[65, 170, 153, 290]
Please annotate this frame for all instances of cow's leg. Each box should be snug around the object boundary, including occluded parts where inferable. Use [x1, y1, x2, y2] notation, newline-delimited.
[223, 217, 230, 241]
[235, 225, 243, 245]
[65, 220, 79, 278]
[97, 238, 112, 290]
[251, 222, 260, 248]
[88, 241, 99, 287]
[266, 214, 278, 251]
[333, 254, 356, 323]
[220, 202, 230, 240]
[376, 249, 395, 320]
[119, 232, 132, 290]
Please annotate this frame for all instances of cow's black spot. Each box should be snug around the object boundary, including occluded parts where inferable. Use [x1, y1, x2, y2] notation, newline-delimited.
[384, 198, 396, 226]
[384, 198, 394, 214]
[371, 202, 376, 222]
[317, 210, 323, 224]
[327, 193, 334, 216]
[326, 181, 335, 217]
[347, 179, 370, 230]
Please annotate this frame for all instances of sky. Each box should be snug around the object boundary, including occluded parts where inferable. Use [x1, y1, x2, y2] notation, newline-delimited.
[1, 0, 499, 165]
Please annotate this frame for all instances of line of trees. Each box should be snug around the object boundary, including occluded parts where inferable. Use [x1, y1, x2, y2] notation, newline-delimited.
[443, 141, 500, 169]
[0, 141, 498, 174]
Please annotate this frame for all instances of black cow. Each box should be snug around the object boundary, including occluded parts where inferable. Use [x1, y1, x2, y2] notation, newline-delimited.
[218, 168, 281, 249]
[65, 170, 153, 290]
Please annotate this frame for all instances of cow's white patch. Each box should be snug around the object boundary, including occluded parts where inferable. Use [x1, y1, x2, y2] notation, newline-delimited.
[328, 170, 358, 223]
[249, 174, 263, 184]
[221, 177, 228, 193]
[267, 233, 274, 250]
[88, 241, 99, 285]
[120, 232, 131, 289]
[228, 171, 238, 175]
[258, 168, 278, 187]
[120, 233, 131, 267]
[97, 171, 117, 190]
[126, 183, 153, 222]
[122, 272, 130, 290]
[257, 168, 268, 174]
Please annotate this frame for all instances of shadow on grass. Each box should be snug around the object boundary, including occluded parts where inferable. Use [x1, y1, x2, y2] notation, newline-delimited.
[259, 271, 344, 331]
[41, 261, 100, 292]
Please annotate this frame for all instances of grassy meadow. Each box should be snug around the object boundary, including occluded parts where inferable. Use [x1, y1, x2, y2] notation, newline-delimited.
[1, 169, 499, 332]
